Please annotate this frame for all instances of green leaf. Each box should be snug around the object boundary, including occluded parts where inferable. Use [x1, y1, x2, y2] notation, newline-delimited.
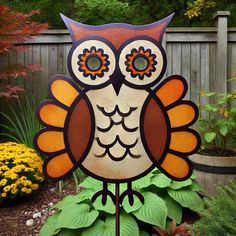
[39, 212, 60, 236]
[58, 228, 82, 236]
[92, 194, 115, 214]
[151, 173, 171, 188]
[123, 195, 143, 213]
[132, 192, 167, 228]
[132, 175, 151, 189]
[53, 195, 82, 210]
[81, 213, 139, 236]
[56, 203, 99, 229]
[169, 179, 192, 190]
[230, 107, 236, 114]
[167, 189, 204, 212]
[163, 195, 182, 224]
[79, 177, 103, 191]
[218, 124, 228, 136]
[190, 181, 202, 192]
[204, 132, 216, 143]
[139, 231, 150, 236]
[76, 189, 95, 203]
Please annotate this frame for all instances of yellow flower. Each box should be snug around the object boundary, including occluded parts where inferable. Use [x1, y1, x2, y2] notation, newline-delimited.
[3, 186, 11, 192]
[1, 193, 7, 198]
[11, 188, 18, 194]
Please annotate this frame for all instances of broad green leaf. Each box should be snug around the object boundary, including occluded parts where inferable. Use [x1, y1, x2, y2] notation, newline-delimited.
[218, 124, 228, 136]
[169, 179, 192, 190]
[81, 220, 107, 236]
[39, 213, 60, 236]
[58, 228, 81, 236]
[132, 192, 167, 228]
[189, 181, 202, 192]
[204, 132, 216, 143]
[53, 195, 82, 210]
[81, 213, 139, 236]
[151, 173, 171, 188]
[163, 195, 182, 224]
[76, 189, 95, 203]
[92, 195, 115, 214]
[123, 195, 143, 213]
[139, 231, 150, 236]
[167, 189, 204, 212]
[132, 175, 151, 189]
[79, 177, 103, 190]
[56, 203, 99, 229]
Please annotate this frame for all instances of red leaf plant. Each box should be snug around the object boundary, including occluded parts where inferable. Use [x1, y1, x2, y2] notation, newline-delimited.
[0, 4, 48, 98]
[154, 219, 192, 236]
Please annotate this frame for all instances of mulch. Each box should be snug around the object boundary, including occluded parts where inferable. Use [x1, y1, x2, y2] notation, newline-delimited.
[0, 181, 77, 236]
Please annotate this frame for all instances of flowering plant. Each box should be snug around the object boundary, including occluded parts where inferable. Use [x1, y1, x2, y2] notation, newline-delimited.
[0, 142, 44, 202]
[198, 79, 236, 156]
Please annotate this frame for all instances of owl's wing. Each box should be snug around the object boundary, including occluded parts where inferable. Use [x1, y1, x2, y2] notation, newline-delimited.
[141, 75, 200, 180]
[34, 75, 94, 180]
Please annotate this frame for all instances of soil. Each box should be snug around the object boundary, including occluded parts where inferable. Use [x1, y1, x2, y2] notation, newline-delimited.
[199, 147, 236, 157]
[0, 180, 77, 236]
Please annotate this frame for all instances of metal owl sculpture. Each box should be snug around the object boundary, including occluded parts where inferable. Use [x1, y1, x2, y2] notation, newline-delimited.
[34, 13, 200, 219]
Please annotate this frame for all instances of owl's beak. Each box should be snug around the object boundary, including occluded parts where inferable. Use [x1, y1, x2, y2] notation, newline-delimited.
[111, 70, 124, 95]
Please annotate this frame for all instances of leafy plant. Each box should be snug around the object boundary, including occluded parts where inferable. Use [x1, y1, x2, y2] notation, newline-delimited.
[198, 79, 236, 156]
[0, 142, 44, 203]
[191, 181, 236, 236]
[0, 4, 48, 98]
[0, 94, 42, 150]
[154, 219, 191, 236]
[39, 169, 203, 236]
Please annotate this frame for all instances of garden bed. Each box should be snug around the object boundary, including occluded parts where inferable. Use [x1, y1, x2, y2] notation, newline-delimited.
[0, 181, 77, 236]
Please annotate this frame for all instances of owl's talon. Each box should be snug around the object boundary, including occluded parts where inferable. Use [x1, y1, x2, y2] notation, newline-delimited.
[119, 182, 144, 206]
[91, 182, 116, 205]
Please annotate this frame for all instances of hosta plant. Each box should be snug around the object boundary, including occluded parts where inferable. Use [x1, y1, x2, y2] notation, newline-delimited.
[40, 170, 203, 236]
[0, 142, 44, 202]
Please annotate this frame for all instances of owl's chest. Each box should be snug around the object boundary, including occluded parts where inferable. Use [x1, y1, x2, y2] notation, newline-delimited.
[86, 84, 148, 141]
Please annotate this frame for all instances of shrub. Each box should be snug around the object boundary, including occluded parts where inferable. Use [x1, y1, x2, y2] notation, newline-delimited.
[39, 170, 203, 236]
[0, 94, 42, 149]
[191, 181, 236, 236]
[0, 4, 48, 98]
[0, 142, 44, 202]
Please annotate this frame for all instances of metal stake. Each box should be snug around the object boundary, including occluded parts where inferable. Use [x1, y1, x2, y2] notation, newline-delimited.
[115, 182, 120, 236]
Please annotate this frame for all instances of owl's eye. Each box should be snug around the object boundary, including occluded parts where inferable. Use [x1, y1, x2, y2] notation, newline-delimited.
[69, 40, 115, 87]
[119, 40, 165, 87]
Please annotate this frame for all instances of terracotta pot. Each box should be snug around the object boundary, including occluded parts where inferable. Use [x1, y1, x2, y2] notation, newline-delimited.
[189, 154, 236, 196]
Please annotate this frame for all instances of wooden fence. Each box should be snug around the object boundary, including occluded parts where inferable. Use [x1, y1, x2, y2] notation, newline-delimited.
[1, 11, 236, 104]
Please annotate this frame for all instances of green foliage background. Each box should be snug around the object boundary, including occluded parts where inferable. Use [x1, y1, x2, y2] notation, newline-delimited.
[1, 0, 235, 28]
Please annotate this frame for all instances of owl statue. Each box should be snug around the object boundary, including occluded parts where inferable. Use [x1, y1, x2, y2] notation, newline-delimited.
[34, 13, 200, 206]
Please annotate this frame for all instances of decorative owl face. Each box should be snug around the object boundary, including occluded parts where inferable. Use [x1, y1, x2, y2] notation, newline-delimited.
[63, 14, 172, 92]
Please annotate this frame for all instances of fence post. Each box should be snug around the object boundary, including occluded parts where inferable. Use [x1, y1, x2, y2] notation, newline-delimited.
[213, 11, 230, 93]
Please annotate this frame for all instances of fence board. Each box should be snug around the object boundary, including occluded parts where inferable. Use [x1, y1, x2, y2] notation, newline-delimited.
[190, 43, 201, 104]
[181, 43, 191, 99]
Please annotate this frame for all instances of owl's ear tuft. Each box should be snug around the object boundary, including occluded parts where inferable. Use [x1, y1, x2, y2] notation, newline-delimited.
[153, 13, 175, 42]
[60, 13, 82, 42]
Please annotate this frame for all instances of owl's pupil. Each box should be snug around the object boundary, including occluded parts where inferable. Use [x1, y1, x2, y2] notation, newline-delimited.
[133, 56, 149, 71]
[86, 56, 102, 71]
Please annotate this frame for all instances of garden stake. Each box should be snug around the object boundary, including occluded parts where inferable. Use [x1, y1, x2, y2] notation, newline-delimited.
[34, 12, 200, 236]
[115, 183, 120, 236]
